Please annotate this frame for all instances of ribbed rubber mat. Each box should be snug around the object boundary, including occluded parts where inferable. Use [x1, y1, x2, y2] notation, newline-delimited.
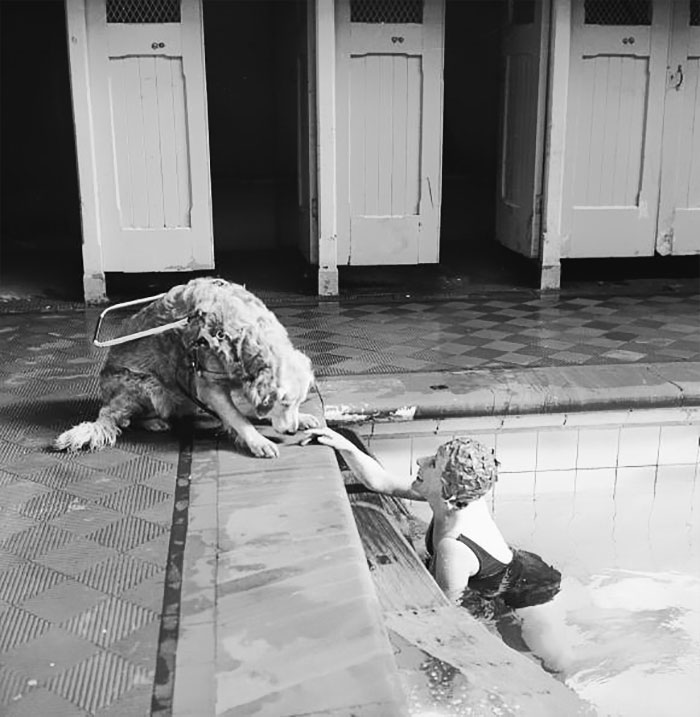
[0, 310, 181, 715]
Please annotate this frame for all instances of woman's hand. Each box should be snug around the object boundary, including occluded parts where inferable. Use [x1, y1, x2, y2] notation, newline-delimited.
[301, 427, 358, 452]
[303, 426, 422, 499]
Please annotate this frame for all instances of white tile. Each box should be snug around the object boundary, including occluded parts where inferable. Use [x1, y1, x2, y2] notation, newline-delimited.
[533, 469, 576, 496]
[536, 429, 578, 471]
[494, 499, 537, 546]
[617, 425, 661, 467]
[625, 407, 695, 426]
[658, 424, 700, 465]
[403, 499, 433, 524]
[654, 462, 698, 485]
[649, 464, 697, 572]
[470, 432, 497, 451]
[495, 431, 538, 472]
[494, 471, 535, 498]
[436, 416, 505, 435]
[499, 413, 567, 431]
[561, 409, 631, 428]
[576, 427, 620, 469]
[369, 436, 412, 478]
[371, 418, 438, 437]
[574, 468, 616, 497]
[613, 465, 657, 498]
[410, 435, 448, 477]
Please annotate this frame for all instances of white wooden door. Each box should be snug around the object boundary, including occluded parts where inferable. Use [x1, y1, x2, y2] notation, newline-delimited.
[337, 0, 445, 265]
[657, 0, 700, 255]
[565, 0, 671, 257]
[86, 0, 213, 272]
[495, 0, 549, 258]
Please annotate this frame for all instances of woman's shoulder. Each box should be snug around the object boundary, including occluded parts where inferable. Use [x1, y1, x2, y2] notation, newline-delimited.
[433, 534, 481, 573]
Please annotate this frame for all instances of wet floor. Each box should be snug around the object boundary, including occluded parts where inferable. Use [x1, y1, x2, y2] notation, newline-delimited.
[0, 288, 698, 715]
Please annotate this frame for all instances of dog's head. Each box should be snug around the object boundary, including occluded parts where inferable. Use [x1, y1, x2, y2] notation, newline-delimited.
[183, 304, 313, 430]
[267, 349, 314, 434]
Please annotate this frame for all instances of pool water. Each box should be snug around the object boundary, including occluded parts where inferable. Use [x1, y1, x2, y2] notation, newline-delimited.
[364, 409, 700, 717]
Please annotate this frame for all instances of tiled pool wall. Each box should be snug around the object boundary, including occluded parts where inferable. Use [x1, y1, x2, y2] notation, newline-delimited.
[354, 407, 700, 579]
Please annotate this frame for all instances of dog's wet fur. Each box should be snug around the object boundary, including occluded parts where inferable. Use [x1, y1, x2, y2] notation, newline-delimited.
[55, 278, 318, 458]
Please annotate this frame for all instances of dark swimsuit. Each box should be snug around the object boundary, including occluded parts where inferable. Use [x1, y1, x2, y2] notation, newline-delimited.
[425, 519, 561, 609]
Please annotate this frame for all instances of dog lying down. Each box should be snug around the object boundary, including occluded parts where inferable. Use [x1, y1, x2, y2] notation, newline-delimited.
[54, 278, 319, 458]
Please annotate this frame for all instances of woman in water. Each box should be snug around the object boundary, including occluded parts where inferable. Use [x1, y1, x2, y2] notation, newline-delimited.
[304, 427, 573, 672]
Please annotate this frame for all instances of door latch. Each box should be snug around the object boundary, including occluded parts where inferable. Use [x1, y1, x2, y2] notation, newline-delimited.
[670, 64, 684, 90]
[151, 42, 165, 50]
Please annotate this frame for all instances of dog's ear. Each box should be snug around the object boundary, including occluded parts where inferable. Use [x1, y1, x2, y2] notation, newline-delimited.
[239, 331, 278, 414]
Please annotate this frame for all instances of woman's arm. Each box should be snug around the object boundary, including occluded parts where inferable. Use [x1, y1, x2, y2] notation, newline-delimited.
[432, 537, 479, 604]
[304, 427, 423, 499]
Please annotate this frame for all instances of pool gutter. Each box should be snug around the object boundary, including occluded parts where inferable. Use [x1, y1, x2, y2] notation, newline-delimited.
[318, 361, 700, 423]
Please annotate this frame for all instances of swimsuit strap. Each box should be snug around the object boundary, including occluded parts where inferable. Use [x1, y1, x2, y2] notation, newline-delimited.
[425, 519, 510, 581]
[456, 534, 511, 579]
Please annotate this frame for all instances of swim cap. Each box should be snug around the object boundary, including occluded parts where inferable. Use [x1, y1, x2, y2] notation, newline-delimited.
[437, 437, 499, 508]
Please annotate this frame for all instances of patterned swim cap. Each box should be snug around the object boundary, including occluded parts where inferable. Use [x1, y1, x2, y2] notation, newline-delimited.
[437, 438, 499, 508]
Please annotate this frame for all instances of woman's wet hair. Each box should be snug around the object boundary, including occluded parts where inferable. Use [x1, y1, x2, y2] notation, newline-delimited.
[437, 437, 499, 508]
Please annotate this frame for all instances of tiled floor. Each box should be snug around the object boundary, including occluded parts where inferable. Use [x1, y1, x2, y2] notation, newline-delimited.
[0, 313, 179, 715]
[0, 288, 698, 715]
[276, 293, 700, 375]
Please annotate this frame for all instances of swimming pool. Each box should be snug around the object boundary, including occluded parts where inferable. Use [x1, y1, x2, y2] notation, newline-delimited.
[358, 408, 700, 717]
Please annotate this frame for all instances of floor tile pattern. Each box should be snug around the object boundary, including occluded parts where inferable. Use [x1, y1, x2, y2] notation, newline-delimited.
[0, 290, 698, 713]
[0, 313, 178, 716]
[274, 293, 700, 376]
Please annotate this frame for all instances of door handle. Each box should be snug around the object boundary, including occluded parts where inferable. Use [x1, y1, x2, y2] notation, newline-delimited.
[671, 64, 684, 90]
[151, 42, 165, 50]
[391, 36, 404, 44]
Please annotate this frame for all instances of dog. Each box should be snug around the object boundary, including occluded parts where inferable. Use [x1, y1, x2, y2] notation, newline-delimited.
[54, 278, 319, 458]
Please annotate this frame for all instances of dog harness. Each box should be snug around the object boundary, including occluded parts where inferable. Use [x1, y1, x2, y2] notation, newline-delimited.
[91, 290, 262, 420]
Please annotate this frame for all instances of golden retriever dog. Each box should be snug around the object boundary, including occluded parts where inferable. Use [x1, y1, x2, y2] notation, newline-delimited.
[54, 278, 319, 458]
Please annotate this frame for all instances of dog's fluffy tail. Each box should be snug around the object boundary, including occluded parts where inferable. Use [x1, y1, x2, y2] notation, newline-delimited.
[54, 408, 121, 452]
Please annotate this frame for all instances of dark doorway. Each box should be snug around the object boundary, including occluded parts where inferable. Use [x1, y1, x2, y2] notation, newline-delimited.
[0, 0, 83, 302]
[203, 0, 310, 277]
[438, 0, 537, 289]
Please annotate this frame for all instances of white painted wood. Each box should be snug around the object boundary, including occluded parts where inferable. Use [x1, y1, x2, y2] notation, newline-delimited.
[541, 0, 572, 290]
[496, 0, 550, 259]
[316, 0, 339, 295]
[65, 0, 107, 302]
[337, 0, 445, 265]
[657, 3, 700, 255]
[84, 0, 213, 272]
[563, 0, 671, 258]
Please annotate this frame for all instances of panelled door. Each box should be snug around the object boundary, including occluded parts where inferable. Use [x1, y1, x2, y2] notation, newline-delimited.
[337, 0, 445, 265]
[85, 0, 214, 272]
[565, 0, 671, 257]
[495, 0, 549, 258]
[657, 1, 700, 255]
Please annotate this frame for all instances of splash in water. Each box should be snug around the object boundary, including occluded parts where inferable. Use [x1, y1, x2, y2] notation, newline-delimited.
[546, 570, 700, 717]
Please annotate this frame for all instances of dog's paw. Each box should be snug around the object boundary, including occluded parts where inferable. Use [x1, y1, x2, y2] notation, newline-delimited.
[54, 421, 119, 452]
[236, 432, 280, 459]
[297, 413, 321, 430]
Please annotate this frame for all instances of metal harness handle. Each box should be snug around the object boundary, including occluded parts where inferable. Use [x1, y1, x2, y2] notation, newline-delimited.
[92, 293, 189, 347]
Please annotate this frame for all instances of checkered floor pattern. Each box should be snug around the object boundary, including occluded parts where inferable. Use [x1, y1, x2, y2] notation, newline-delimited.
[0, 313, 179, 716]
[0, 290, 698, 713]
[275, 293, 700, 375]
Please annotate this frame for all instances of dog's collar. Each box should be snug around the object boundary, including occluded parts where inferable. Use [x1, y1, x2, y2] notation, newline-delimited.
[187, 340, 232, 377]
